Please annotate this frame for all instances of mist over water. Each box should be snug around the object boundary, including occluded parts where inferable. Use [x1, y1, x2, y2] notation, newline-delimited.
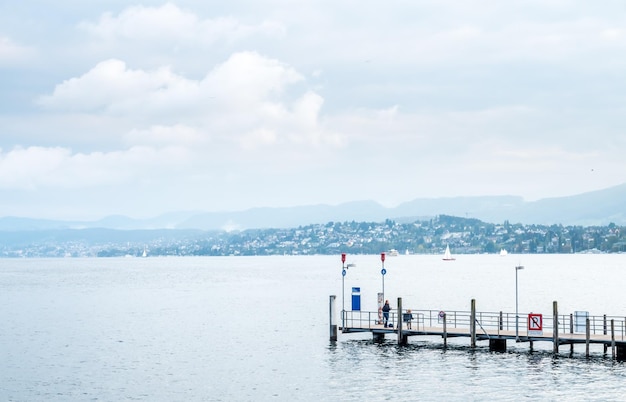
[1, 254, 625, 401]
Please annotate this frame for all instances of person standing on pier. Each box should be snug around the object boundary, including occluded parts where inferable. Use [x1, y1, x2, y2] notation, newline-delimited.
[382, 300, 391, 327]
[404, 309, 413, 329]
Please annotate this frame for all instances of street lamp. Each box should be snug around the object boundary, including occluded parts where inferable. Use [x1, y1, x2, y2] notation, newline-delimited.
[515, 265, 524, 341]
[341, 253, 347, 328]
[380, 252, 386, 302]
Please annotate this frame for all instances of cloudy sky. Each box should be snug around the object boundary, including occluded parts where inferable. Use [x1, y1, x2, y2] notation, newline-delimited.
[1, 1, 625, 220]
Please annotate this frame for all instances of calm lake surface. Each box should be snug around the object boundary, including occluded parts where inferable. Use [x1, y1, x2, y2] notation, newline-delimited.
[1, 254, 626, 401]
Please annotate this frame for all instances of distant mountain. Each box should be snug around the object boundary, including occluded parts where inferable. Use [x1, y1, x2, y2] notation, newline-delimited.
[393, 195, 524, 223]
[0, 228, 204, 249]
[1, 183, 625, 231]
[174, 201, 388, 231]
[92, 211, 203, 230]
[390, 183, 626, 226]
[0, 216, 81, 231]
[510, 183, 626, 226]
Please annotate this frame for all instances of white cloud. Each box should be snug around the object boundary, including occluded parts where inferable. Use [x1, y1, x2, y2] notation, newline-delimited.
[205, 51, 303, 105]
[0, 36, 34, 65]
[601, 28, 625, 41]
[5, 50, 347, 197]
[125, 124, 207, 147]
[287, 91, 343, 147]
[237, 91, 343, 150]
[37, 59, 193, 113]
[78, 3, 284, 45]
[274, 2, 626, 69]
[38, 52, 303, 116]
[37, 51, 343, 151]
[0, 146, 70, 189]
[3, 1, 626, 219]
[0, 145, 192, 190]
[239, 128, 278, 150]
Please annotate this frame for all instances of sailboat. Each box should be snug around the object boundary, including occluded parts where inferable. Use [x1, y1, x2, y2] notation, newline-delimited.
[500, 248, 508, 256]
[442, 244, 455, 261]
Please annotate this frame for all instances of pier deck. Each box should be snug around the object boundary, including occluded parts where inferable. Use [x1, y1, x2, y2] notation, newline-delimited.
[341, 322, 622, 346]
[330, 297, 626, 359]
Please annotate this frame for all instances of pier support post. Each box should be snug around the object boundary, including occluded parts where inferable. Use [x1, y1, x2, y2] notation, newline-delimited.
[553, 301, 559, 354]
[585, 318, 590, 358]
[400, 334, 408, 345]
[611, 319, 616, 359]
[329, 295, 337, 341]
[443, 313, 447, 348]
[397, 297, 407, 345]
[373, 332, 385, 342]
[489, 338, 506, 352]
[602, 314, 609, 355]
[569, 313, 574, 354]
[470, 299, 476, 349]
[616, 344, 626, 361]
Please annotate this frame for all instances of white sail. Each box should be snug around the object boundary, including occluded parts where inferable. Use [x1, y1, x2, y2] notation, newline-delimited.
[443, 245, 455, 261]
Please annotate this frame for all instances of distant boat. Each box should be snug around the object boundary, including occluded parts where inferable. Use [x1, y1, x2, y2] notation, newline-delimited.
[442, 245, 455, 261]
[500, 248, 508, 256]
[388, 249, 399, 257]
[142, 247, 147, 258]
[405, 249, 409, 256]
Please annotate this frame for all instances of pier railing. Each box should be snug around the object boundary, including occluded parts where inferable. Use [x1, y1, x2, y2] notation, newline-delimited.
[555, 313, 626, 341]
[342, 309, 626, 340]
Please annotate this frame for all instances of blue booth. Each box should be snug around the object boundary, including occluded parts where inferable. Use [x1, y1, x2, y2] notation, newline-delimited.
[351, 287, 361, 311]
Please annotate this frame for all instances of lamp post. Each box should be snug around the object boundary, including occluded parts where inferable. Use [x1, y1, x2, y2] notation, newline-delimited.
[380, 252, 386, 302]
[515, 265, 524, 341]
[341, 253, 347, 328]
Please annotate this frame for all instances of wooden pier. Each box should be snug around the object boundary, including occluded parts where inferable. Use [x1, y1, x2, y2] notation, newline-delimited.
[330, 296, 626, 360]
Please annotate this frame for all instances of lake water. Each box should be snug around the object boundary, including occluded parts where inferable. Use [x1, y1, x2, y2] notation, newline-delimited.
[1, 254, 626, 401]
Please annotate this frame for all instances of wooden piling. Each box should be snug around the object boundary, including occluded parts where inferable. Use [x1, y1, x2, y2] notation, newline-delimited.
[329, 295, 337, 341]
[443, 313, 448, 348]
[470, 299, 476, 348]
[611, 319, 615, 359]
[585, 318, 590, 357]
[553, 301, 559, 354]
[616, 321, 626, 361]
[602, 314, 609, 355]
[617, 345, 626, 361]
[569, 313, 574, 354]
[398, 297, 407, 345]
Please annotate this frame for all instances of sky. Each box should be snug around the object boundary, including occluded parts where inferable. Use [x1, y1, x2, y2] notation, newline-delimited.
[1, 1, 625, 220]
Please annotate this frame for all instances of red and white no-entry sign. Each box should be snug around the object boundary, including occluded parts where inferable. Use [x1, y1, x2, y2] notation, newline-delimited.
[528, 313, 543, 335]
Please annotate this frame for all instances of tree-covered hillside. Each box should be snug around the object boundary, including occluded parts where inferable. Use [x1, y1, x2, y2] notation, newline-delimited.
[1, 215, 624, 257]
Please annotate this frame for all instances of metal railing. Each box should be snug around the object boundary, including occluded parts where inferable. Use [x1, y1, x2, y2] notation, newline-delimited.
[342, 309, 626, 340]
[554, 313, 626, 341]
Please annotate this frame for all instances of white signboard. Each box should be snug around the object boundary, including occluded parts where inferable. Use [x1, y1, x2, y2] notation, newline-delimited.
[575, 311, 589, 333]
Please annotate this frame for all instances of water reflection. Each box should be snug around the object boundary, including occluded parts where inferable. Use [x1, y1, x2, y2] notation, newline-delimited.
[324, 333, 626, 400]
